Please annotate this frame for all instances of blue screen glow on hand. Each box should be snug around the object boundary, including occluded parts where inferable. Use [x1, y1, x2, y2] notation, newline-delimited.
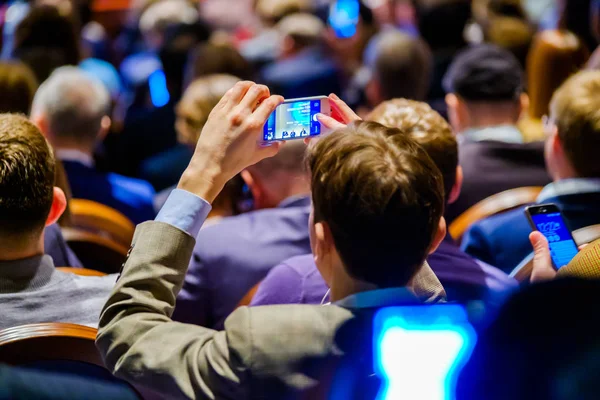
[373, 305, 477, 400]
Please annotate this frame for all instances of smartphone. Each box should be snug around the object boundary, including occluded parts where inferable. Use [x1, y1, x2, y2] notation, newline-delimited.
[263, 96, 331, 142]
[525, 204, 579, 269]
[328, 0, 360, 39]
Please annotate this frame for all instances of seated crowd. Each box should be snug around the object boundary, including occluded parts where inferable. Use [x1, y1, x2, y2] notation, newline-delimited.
[2, 0, 600, 398]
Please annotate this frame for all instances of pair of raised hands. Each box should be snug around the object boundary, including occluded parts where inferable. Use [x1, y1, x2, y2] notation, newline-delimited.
[177, 82, 360, 203]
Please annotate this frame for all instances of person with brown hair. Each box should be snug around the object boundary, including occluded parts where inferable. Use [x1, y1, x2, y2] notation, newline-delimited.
[184, 42, 252, 87]
[252, 97, 516, 307]
[96, 81, 446, 399]
[0, 114, 116, 329]
[463, 70, 600, 273]
[0, 61, 37, 115]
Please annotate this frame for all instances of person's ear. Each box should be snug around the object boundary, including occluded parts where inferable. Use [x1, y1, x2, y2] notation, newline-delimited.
[312, 220, 335, 284]
[445, 93, 464, 132]
[427, 216, 447, 255]
[97, 116, 112, 142]
[447, 165, 463, 205]
[241, 169, 268, 210]
[365, 78, 383, 108]
[282, 36, 296, 55]
[45, 187, 67, 227]
[32, 113, 49, 137]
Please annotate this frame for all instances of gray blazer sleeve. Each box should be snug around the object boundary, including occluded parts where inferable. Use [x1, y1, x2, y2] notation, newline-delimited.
[96, 221, 251, 400]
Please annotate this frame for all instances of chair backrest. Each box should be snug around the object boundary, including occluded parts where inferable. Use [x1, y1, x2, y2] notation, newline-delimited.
[449, 186, 544, 242]
[510, 224, 600, 282]
[70, 199, 135, 247]
[0, 323, 147, 399]
[62, 227, 128, 274]
[56, 267, 108, 277]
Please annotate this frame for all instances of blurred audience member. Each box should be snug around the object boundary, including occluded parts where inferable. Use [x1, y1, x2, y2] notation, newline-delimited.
[152, 74, 246, 220]
[0, 114, 115, 329]
[31, 67, 156, 224]
[443, 44, 551, 223]
[0, 61, 37, 115]
[12, 5, 80, 83]
[173, 139, 313, 329]
[252, 97, 515, 307]
[241, 0, 313, 66]
[457, 278, 600, 400]
[185, 42, 252, 87]
[523, 30, 589, 140]
[96, 83, 446, 398]
[414, 0, 471, 116]
[362, 30, 432, 108]
[261, 12, 342, 98]
[462, 71, 600, 272]
[138, 0, 197, 51]
[557, 0, 597, 53]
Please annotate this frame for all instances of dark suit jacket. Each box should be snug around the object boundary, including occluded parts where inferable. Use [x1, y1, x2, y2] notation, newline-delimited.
[446, 139, 551, 223]
[173, 196, 313, 329]
[461, 191, 600, 272]
[44, 223, 82, 268]
[96, 221, 446, 399]
[62, 160, 156, 224]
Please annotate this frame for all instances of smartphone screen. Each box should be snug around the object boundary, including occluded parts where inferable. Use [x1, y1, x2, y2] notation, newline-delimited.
[526, 205, 579, 269]
[329, 0, 360, 39]
[263, 98, 325, 142]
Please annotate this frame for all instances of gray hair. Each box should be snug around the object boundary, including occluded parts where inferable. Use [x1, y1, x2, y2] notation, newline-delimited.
[31, 66, 110, 143]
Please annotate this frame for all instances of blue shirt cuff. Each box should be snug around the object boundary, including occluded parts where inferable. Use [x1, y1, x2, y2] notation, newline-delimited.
[155, 189, 212, 238]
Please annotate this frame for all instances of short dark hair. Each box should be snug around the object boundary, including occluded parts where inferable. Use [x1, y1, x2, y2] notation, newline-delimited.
[186, 43, 252, 86]
[368, 99, 457, 200]
[0, 61, 38, 115]
[368, 31, 432, 101]
[0, 114, 55, 239]
[308, 121, 444, 287]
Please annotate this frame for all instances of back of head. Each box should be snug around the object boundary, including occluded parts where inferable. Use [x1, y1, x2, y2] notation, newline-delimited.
[415, 0, 471, 51]
[249, 139, 308, 178]
[31, 66, 110, 146]
[366, 30, 432, 101]
[276, 13, 324, 49]
[139, 0, 198, 39]
[0, 114, 55, 243]
[444, 44, 524, 104]
[308, 121, 444, 287]
[527, 30, 589, 119]
[550, 70, 600, 178]
[368, 99, 457, 200]
[13, 5, 80, 69]
[0, 62, 38, 115]
[484, 16, 534, 68]
[176, 74, 241, 147]
[186, 42, 252, 85]
[255, 0, 313, 26]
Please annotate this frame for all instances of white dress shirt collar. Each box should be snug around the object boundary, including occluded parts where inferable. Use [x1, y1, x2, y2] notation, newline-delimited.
[55, 149, 94, 168]
[537, 178, 600, 203]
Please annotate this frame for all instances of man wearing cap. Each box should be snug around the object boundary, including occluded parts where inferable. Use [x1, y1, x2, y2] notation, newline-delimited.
[443, 44, 551, 223]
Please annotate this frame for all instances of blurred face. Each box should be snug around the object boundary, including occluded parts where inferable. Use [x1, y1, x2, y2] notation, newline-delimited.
[175, 98, 204, 148]
[543, 115, 559, 179]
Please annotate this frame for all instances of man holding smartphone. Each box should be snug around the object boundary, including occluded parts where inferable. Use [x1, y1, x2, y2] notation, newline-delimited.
[462, 71, 600, 272]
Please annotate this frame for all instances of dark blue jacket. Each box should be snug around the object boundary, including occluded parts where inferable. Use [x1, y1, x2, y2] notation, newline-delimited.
[62, 160, 155, 224]
[462, 191, 600, 273]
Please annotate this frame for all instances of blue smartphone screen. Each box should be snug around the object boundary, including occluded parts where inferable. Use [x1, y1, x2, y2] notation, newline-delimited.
[531, 212, 579, 268]
[263, 100, 321, 141]
[148, 69, 170, 108]
[329, 0, 360, 39]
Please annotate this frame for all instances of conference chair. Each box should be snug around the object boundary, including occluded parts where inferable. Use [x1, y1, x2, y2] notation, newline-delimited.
[0, 323, 147, 399]
[62, 227, 128, 274]
[56, 267, 108, 277]
[70, 198, 135, 247]
[511, 224, 600, 282]
[449, 186, 544, 242]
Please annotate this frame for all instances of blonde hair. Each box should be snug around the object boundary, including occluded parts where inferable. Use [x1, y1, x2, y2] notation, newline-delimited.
[550, 70, 600, 178]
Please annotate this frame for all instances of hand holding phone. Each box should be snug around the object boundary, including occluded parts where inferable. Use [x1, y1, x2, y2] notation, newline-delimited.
[525, 204, 579, 269]
[263, 96, 331, 142]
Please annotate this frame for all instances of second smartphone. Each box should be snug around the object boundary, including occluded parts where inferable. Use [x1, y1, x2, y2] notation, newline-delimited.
[525, 204, 579, 269]
[263, 96, 331, 142]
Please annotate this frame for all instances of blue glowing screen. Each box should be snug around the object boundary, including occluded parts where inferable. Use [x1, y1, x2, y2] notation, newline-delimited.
[531, 212, 578, 269]
[148, 69, 170, 108]
[263, 100, 321, 141]
[373, 305, 477, 400]
[329, 0, 360, 39]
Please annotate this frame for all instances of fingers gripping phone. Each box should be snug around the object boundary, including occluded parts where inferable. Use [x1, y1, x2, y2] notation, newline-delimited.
[525, 204, 579, 269]
[263, 96, 331, 142]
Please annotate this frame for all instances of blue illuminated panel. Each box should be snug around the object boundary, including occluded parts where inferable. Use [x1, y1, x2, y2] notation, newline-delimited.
[373, 305, 477, 400]
[148, 69, 170, 108]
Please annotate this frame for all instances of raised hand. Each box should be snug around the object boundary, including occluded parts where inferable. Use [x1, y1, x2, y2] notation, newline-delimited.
[316, 93, 362, 132]
[178, 81, 284, 203]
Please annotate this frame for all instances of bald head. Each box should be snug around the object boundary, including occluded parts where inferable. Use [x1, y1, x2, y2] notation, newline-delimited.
[31, 66, 110, 147]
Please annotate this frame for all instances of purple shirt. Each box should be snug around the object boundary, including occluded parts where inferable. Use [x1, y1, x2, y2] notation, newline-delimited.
[251, 236, 517, 306]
